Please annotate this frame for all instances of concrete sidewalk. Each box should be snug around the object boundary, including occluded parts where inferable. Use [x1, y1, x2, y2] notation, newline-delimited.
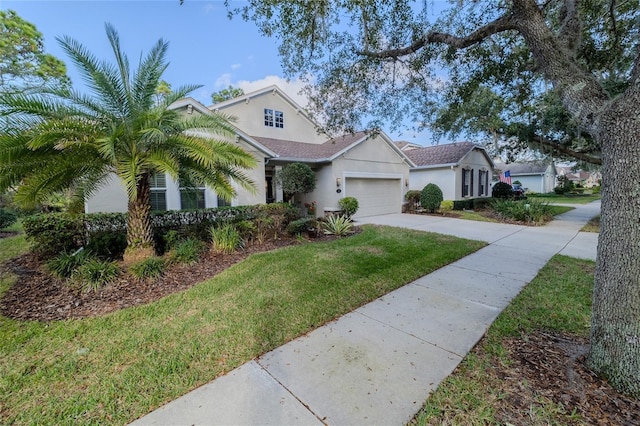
[131, 201, 600, 426]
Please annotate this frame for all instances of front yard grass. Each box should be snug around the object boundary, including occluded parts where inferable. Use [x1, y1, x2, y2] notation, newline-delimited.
[528, 193, 601, 204]
[582, 214, 600, 232]
[413, 254, 595, 425]
[0, 225, 484, 425]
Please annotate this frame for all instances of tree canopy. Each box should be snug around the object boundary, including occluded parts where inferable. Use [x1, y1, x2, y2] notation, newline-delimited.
[211, 85, 244, 103]
[230, 0, 640, 397]
[0, 10, 69, 93]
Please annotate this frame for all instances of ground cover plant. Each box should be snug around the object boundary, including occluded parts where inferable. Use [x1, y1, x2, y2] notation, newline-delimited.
[412, 255, 639, 425]
[0, 225, 484, 425]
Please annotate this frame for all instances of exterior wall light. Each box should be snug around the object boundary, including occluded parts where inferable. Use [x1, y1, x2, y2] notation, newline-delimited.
[336, 177, 342, 187]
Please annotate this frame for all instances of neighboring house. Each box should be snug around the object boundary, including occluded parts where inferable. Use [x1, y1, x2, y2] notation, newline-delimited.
[504, 161, 557, 193]
[400, 142, 495, 201]
[85, 85, 413, 219]
[556, 167, 601, 188]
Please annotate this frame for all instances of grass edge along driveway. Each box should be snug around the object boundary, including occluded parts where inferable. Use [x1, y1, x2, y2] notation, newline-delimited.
[0, 225, 484, 425]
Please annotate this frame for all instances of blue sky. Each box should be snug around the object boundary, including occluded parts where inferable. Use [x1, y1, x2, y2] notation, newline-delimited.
[1, 0, 438, 142]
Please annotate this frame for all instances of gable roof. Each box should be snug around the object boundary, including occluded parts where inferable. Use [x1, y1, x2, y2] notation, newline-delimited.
[405, 142, 494, 169]
[168, 97, 276, 157]
[209, 84, 320, 129]
[505, 161, 554, 175]
[254, 131, 415, 165]
[394, 141, 423, 151]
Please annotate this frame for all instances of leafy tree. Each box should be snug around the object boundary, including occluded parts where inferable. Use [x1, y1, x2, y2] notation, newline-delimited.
[0, 24, 257, 262]
[154, 79, 172, 104]
[231, 0, 640, 396]
[0, 10, 69, 93]
[275, 162, 316, 202]
[211, 85, 244, 103]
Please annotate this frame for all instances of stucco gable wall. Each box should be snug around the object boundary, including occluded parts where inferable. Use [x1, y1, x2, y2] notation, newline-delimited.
[409, 168, 456, 200]
[215, 92, 326, 144]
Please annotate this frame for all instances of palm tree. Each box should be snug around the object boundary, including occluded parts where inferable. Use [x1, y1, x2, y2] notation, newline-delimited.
[0, 24, 256, 262]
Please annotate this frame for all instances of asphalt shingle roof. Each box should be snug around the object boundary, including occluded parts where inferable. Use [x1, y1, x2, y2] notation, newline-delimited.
[505, 162, 552, 175]
[404, 142, 476, 167]
[253, 132, 367, 161]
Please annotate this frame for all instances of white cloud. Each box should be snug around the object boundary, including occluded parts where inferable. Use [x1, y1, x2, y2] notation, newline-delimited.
[214, 73, 233, 89]
[231, 63, 242, 70]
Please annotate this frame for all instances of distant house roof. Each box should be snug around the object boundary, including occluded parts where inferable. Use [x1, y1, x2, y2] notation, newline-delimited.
[505, 162, 554, 176]
[404, 142, 493, 168]
[394, 141, 423, 151]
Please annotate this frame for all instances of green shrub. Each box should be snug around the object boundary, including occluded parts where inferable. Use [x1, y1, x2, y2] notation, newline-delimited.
[472, 198, 492, 210]
[169, 238, 205, 264]
[286, 217, 317, 235]
[129, 257, 165, 280]
[440, 200, 454, 212]
[338, 197, 359, 218]
[22, 213, 85, 257]
[86, 231, 127, 260]
[235, 220, 257, 240]
[0, 208, 17, 229]
[404, 190, 422, 212]
[72, 259, 119, 292]
[591, 185, 601, 194]
[47, 249, 93, 279]
[420, 183, 443, 213]
[163, 230, 182, 251]
[210, 224, 243, 254]
[491, 182, 513, 199]
[491, 199, 554, 223]
[453, 199, 474, 210]
[321, 215, 353, 236]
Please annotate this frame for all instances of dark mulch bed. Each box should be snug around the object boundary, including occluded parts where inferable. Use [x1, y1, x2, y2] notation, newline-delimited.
[495, 331, 640, 425]
[0, 234, 341, 322]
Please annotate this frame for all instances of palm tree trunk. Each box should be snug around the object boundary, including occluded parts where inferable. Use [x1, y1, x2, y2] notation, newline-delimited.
[123, 174, 155, 263]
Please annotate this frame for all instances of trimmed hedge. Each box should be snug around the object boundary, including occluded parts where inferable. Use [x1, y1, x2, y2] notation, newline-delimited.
[452, 198, 493, 211]
[23, 203, 300, 259]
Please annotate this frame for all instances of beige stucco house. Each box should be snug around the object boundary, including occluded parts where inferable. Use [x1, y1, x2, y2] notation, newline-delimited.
[399, 142, 495, 201]
[85, 85, 413, 219]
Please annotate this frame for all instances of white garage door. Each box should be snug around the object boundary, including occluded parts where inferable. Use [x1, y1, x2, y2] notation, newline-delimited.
[345, 178, 402, 218]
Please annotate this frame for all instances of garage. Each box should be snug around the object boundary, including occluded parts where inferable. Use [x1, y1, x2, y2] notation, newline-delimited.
[345, 177, 402, 218]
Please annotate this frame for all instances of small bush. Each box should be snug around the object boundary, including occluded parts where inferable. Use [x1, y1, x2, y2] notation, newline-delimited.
[47, 249, 93, 279]
[492, 182, 513, 199]
[491, 199, 554, 223]
[169, 238, 205, 264]
[453, 199, 474, 210]
[129, 257, 165, 280]
[210, 224, 243, 254]
[86, 231, 127, 260]
[404, 190, 422, 212]
[72, 259, 119, 292]
[440, 200, 454, 212]
[0, 208, 17, 229]
[339, 197, 359, 218]
[286, 217, 316, 235]
[322, 215, 353, 236]
[472, 198, 492, 210]
[421, 183, 443, 213]
[235, 220, 257, 241]
[591, 185, 601, 194]
[163, 230, 182, 251]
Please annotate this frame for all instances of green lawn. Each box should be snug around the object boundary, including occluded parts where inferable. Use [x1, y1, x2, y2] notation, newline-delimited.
[0, 226, 484, 425]
[413, 255, 595, 425]
[582, 214, 600, 233]
[528, 193, 601, 204]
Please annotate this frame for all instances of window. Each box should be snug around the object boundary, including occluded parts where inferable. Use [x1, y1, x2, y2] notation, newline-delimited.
[217, 196, 231, 207]
[462, 169, 469, 197]
[149, 173, 167, 211]
[180, 188, 205, 210]
[264, 108, 284, 128]
[478, 170, 486, 196]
